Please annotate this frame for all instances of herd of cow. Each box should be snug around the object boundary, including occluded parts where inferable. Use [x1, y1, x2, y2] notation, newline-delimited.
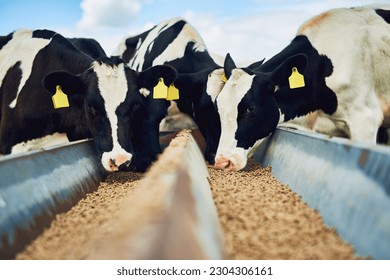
[1, 4, 390, 172]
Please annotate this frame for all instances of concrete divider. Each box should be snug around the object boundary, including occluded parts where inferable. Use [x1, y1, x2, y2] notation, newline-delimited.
[253, 127, 390, 259]
[0, 140, 107, 259]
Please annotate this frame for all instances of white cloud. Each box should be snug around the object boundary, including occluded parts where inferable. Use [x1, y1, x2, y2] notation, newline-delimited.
[77, 0, 141, 30]
[184, 0, 383, 64]
[71, 0, 384, 64]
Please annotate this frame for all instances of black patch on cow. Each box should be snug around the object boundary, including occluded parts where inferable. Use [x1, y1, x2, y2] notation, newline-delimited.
[1, 61, 22, 105]
[32, 29, 56, 39]
[0, 62, 23, 153]
[121, 29, 150, 63]
[69, 38, 106, 59]
[376, 9, 390, 24]
[0, 32, 13, 51]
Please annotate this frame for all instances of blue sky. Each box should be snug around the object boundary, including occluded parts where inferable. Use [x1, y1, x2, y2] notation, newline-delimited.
[0, 0, 384, 62]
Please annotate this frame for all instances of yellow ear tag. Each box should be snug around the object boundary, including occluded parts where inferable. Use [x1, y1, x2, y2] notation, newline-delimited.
[166, 84, 180, 100]
[221, 72, 228, 83]
[52, 85, 70, 109]
[288, 67, 305, 89]
[153, 78, 168, 99]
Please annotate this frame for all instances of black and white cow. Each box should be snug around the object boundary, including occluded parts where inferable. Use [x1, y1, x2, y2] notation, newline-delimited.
[215, 5, 390, 171]
[113, 17, 225, 164]
[0, 29, 176, 172]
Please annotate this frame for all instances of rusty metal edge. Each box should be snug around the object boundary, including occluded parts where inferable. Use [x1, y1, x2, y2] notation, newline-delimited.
[0, 139, 108, 259]
[89, 130, 226, 260]
[253, 127, 390, 260]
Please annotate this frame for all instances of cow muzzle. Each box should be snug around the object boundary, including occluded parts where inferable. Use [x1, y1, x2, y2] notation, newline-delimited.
[214, 150, 248, 171]
[101, 150, 133, 172]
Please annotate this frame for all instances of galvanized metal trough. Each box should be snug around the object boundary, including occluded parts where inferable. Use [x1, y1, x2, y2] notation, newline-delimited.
[253, 127, 390, 260]
[0, 140, 107, 259]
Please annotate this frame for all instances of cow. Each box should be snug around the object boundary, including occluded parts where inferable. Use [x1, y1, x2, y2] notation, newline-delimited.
[0, 29, 177, 172]
[214, 5, 390, 171]
[113, 17, 226, 164]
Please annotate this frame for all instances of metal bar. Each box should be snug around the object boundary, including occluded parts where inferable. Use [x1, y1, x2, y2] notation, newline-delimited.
[253, 127, 390, 259]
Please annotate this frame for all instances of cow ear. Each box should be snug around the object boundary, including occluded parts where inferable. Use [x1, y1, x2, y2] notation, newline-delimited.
[224, 53, 236, 79]
[247, 58, 265, 70]
[43, 71, 86, 96]
[138, 65, 177, 89]
[270, 53, 308, 85]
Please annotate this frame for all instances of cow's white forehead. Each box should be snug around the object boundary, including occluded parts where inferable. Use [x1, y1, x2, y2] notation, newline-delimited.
[215, 69, 255, 166]
[93, 61, 129, 152]
[217, 69, 255, 112]
[93, 61, 128, 107]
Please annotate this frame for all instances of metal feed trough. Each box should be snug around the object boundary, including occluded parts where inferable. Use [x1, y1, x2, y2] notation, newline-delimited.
[0, 127, 389, 259]
[253, 127, 390, 260]
[0, 140, 107, 259]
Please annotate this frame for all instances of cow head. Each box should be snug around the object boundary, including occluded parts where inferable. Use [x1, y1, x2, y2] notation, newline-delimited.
[43, 57, 177, 172]
[214, 53, 307, 171]
[174, 67, 225, 163]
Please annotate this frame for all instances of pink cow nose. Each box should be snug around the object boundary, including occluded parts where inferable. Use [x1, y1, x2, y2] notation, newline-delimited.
[214, 156, 236, 171]
[102, 151, 133, 172]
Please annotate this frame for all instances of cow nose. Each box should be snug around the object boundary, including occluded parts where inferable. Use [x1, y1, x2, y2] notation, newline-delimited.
[214, 156, 236, 171]
[108, 159, 120, 172]
[102, 151, 133, 172]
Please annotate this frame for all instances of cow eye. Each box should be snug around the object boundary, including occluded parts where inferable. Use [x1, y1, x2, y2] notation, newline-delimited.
[247, 106, 255, 113]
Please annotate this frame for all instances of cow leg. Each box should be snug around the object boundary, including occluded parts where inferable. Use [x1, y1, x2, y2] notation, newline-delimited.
[348, 115, 382, 144]
[0, 114, 19, 154]
[377, 127, 389, 144]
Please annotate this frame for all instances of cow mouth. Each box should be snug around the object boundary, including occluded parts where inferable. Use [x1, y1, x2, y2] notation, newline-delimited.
[109, 159, 132, 171]
[224, 160, 233, 170]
